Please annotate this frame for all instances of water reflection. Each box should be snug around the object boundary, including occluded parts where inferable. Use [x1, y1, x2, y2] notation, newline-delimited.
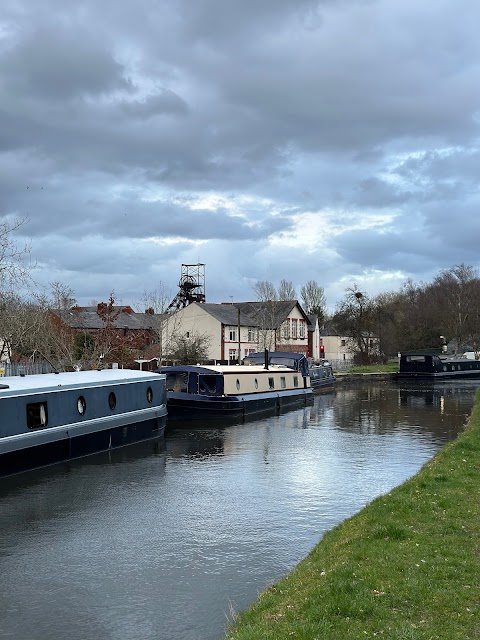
[0, 380, 476, 640]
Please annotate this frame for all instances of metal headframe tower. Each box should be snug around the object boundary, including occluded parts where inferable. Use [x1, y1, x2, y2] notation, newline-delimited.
[166, 263, 206, 313]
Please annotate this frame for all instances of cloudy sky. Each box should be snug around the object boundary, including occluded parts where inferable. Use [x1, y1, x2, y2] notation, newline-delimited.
[1, 0, 479, 311]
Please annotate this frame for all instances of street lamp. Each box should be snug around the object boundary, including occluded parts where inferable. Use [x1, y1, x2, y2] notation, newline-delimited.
[440, 336, 447, 354]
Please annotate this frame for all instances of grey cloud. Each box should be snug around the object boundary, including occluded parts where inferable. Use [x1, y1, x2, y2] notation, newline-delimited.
[3, 0, 480, 308]
[120, 91, 190, 119]
[0, 27, 132, 101]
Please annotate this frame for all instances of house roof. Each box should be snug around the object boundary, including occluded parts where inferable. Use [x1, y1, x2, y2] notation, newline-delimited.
[319, 323, 342, 337]
[194, 303, 258, 326]
[233, 300, 310, 329]
[51, 307, 165, 331]
[189, 300, 310, 329]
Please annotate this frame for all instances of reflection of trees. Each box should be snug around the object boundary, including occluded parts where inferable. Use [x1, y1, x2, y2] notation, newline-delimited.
[330, 382, 473, 440]
[166, 428, 226, 460]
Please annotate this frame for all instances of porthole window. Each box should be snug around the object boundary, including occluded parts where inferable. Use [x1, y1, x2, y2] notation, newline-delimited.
[77, 396, 86, 415]
[236, 379, 240, 391]
[254, 378, 258, 389]
[146, 387, 153, 403]
[108, 392, 117, 410]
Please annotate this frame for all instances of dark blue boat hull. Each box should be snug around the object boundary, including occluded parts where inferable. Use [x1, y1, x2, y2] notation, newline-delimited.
[0, 416, 166, 477]
[166, 389, 313, 421]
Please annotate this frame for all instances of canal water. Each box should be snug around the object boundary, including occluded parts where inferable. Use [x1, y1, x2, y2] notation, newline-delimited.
[0, 379, 477, 640]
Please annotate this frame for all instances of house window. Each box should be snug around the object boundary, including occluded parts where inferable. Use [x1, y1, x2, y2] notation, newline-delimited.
[291, 319, 298, 339]
[229, 349, 237, 363]
[228, 326, 236, 342]
[248, 327, 257, 341]
[299, 320, 306, 338]
[26, 402, 48, 429]
[281, 320, 290, 339]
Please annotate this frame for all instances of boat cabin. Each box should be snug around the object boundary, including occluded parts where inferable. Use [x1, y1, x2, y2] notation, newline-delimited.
[161, 364, 309, 397]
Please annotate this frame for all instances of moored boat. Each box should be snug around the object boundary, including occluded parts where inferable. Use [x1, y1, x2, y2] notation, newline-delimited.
[0, 369, 167, 477]
[156, 363, 313, 421]
[308, 360, 336, 391]
[396, 352, 480, 380]
[243, 351, 336, 392]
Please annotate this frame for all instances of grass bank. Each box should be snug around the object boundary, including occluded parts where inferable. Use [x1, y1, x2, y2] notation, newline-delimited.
[348, 362, 399, 374]
[226, 392, 480, 640]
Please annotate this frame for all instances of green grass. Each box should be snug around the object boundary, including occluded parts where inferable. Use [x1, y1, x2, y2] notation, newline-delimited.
[225, 390, 480, 640]
[347, 362, 399, 374]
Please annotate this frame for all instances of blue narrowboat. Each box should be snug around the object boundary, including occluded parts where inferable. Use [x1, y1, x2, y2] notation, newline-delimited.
[156, 363, 313, 421]
[0, 369, 167, 477]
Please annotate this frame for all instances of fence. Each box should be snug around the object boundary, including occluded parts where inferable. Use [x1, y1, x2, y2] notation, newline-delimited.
[327, 358, 354, 372]
[0, 362, 56, 377]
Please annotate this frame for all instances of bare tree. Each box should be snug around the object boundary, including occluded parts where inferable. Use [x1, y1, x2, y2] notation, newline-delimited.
[332, 286, 379, 364]
[138, 283, 171, 314]
[278, 279, 296, 300]
[301, 280, 326, 322]
[0, 217, 32, 289]
[50, 281, 77, 310]
[253, 280, 277, 301]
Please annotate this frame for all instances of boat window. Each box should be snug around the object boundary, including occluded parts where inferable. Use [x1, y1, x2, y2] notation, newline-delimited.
[268, 377, 274, 389]
[77, 396, 86, 415]
[108, 392, 117, 410]
[166, 373, 188, 393]
[146, 387, 153, 403]
[199, 375, 217, 395]
[406, 355, 426, 363]
[280, 376, 286, 389]
[254, 378, 258, 389]
[293, 376, 298, 387]
[26, 402, 48, 429]
[236, 379, 240, 391]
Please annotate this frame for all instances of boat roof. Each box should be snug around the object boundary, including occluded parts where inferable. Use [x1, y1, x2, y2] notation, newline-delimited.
[244, 351, 307, 361]
[0, 369, 163, 398]
[158, 364, 296, 375]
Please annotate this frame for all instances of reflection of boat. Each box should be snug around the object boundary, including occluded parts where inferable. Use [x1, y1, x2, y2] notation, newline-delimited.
[156, 363, 313, 421]
[396, 352, 480, 380]
[243, 351, 336, 392]
[0, 370, 167, 477]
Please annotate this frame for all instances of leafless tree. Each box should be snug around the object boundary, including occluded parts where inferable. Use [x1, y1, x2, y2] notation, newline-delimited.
[0, 217, 32, 289]
[300, 280, 326, 322]
[332, 286, 379, 364]
[253, 280, 277, 301]
[278, 279, 296, 300]
[138, 283, 172, 314]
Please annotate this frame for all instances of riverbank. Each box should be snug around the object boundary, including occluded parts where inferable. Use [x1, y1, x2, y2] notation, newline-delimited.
[225, 391, 480, 639]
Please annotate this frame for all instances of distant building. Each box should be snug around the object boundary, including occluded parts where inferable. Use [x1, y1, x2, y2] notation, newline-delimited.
[161, 300, 311, 363]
